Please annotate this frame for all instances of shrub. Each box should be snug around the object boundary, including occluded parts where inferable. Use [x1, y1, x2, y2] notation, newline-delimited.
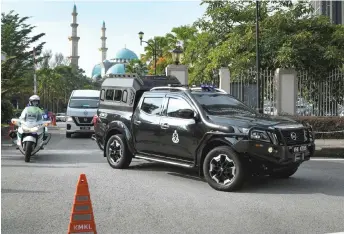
[290, 116, 344, 139]
[1, 100, 14, 124]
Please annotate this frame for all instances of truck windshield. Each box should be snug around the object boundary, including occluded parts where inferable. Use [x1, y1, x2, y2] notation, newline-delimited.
[191, 93, 256, 116]
[69, 99, 99, 109]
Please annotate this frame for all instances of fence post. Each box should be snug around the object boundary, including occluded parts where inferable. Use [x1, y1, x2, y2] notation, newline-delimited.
[274, 68, 298, 115]
[219, 67, 230, 94]
[165, 64, 188, 85]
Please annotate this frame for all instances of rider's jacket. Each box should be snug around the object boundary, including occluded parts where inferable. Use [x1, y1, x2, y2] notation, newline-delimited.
[19, 106, 45, 121]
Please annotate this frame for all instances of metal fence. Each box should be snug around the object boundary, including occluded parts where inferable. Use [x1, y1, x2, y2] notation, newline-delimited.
[297, 68, 344, 116]
[228, 67, 344, 116]
[230, 68, 276, 114]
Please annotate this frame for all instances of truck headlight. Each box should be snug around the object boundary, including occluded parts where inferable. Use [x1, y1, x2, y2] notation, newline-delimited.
[239, 128, 250, 134]
[66, 116, 73, 122]
[249, 130, 270, 142]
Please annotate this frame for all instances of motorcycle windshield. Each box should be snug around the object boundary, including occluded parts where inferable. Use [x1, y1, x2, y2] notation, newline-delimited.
[22, 106, 43, 126]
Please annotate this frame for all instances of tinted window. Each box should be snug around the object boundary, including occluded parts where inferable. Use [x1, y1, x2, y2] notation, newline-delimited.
[141, 97, 163, 115]
[166, 98, 192, 118]
[100, 89, 105, 101]
[69, 99, 99, 108]
[114, 90, 122, 101]
[105, 89, 114, 100]
[122, 90, 128, 103]
[192, 93, 256, 116]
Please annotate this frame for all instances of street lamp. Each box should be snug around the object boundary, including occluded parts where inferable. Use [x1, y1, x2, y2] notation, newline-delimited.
[171, 46, 183, 65]
[138, 31, 162, 75]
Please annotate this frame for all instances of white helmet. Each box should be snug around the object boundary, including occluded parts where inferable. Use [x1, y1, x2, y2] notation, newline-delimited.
[29, 95, 40, 107]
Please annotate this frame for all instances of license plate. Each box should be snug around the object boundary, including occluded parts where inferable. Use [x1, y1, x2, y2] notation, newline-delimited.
[80, 127, 90, 130]
[293, 145, 307, 153]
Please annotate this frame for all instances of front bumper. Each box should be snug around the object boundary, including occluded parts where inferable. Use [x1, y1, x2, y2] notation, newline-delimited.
[232, 140, 315, 165]
[66, 122, 94, 133]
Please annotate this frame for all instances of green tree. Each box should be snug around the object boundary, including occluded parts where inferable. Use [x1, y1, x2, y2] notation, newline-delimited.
[125, 58, 148, 76]
[1, 10, 45, 96]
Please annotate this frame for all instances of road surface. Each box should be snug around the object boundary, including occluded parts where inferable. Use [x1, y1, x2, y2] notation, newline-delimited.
[2, 125, 344, 234]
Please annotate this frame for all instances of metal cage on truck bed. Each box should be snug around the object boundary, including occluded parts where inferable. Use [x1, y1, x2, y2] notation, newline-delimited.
[99, 74, 181, 111]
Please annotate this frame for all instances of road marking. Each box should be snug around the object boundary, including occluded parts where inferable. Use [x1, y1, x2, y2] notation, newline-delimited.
[311, 158, 344, 161]
[2, 144, 14, 147]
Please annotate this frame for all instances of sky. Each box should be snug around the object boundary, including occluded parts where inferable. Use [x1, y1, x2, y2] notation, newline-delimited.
[1, 0, 207, 77]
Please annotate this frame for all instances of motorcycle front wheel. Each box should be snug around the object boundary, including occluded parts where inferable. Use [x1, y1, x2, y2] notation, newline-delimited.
[24, 141, 34, 162]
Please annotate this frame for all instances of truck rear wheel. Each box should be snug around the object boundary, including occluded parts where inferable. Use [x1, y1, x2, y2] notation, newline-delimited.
[106, 134, 132, 169]
[203, 146, 247, 192]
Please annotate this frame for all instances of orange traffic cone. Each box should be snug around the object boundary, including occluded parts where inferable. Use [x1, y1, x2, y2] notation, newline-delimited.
[67, 174, 97, 234]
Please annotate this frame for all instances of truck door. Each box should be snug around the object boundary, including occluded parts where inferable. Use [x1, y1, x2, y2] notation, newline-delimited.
[158, 95, 202, 161]
[131, 95, 165, 155]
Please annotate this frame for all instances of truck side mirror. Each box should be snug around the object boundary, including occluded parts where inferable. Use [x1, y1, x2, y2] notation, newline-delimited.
[178, 109, 197, 119]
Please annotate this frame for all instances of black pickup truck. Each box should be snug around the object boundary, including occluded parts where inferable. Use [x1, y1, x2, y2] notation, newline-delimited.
[92, 74, 315, 192]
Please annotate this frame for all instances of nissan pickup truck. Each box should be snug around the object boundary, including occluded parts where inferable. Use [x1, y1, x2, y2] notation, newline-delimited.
[92, 74, 315, 192]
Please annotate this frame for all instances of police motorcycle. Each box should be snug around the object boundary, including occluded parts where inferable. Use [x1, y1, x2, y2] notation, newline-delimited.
[9, 108, 51, 162]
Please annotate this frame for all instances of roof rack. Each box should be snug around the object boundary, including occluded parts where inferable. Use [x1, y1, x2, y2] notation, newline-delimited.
[150, 86, 188, 92]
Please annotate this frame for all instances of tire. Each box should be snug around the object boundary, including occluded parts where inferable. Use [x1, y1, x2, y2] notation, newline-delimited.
[105, 134, 132, 169]
[269, 165, 299, 179]
[24, 141, 34, 162]
[66, 132, 72, 138]
[203, 146, 247, 192]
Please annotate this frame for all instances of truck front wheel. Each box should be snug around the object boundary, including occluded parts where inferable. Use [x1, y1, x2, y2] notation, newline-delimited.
[203, 146, 247, 192]
[105, 134, 132, 169]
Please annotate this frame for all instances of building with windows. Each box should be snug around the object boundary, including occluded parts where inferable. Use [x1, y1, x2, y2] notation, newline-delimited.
[311, 0, 344, 25]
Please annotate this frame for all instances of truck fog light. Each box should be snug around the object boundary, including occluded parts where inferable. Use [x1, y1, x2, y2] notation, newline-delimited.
[268, 147, 273, 153]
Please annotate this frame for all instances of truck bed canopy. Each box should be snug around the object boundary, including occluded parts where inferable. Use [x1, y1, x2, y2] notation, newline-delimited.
[101, 74, 181, 91]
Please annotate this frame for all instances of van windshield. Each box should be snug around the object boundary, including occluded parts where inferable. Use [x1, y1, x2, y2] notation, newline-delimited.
[69, 99, 99, 109]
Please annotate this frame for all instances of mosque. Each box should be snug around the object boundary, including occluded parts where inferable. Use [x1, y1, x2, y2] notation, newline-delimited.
[68, 4, 140, 81]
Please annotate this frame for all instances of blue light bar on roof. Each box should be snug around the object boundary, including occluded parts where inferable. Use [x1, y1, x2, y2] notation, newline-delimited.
[200, 83, 217, 91]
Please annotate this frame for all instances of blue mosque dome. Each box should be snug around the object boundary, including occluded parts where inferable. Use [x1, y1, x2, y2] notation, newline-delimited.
[106, 63, 126, 75]
[92, 64, 101, 77]
[114, 48, 138, 60]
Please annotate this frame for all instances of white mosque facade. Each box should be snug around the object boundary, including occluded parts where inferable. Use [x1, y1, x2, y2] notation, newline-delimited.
[68, 4, 139, 81]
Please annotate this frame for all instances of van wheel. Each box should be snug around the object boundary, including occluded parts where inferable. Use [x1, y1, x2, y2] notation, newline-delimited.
[106, 134, 132, 169]
[66, 132, 72, 138]
[203, 146, 247, 192]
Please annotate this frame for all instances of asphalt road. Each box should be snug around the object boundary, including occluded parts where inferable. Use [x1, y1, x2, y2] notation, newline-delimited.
[1, 124, 344, 234]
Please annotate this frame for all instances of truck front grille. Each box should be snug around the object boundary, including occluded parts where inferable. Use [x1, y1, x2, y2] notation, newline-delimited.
[280, 129, 307, 145]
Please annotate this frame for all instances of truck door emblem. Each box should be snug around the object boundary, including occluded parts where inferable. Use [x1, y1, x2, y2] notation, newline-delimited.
[172, 130, 179, 144]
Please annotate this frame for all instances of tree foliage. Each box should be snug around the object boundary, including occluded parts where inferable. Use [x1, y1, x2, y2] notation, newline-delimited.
[1, 10, 45, 96]
[139, 0, 344, 83]
[1, 11, 98, 116]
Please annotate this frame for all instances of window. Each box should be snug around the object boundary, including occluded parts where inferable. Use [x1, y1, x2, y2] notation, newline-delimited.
[141, 97, 163, 115]
[192, 93, 256, 116]
[69, 99, 99, 109]
[114, 90, 122, 101]
[122, 90, 128, 103]
[166, 98, 192, 118]
[100, 89, 105, 101]
[105, 89, 114, 100]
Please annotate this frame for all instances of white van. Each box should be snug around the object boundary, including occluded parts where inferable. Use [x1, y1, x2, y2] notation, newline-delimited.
[65, 89, 100, 138]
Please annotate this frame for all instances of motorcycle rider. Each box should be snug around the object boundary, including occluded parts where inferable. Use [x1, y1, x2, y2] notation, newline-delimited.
[18, 95, 48, 149]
